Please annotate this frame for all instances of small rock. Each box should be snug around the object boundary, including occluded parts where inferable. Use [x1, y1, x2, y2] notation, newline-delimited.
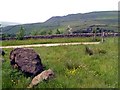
[27, 69, 55, 88]
[85, 46, 93, 55]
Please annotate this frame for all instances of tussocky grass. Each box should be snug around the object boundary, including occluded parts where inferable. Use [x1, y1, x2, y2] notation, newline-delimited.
[1, 37, 101, 46]
[2, 37, 118, 88]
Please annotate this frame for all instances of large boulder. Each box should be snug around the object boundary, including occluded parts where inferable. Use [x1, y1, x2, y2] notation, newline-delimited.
[9, 48, 44, 77]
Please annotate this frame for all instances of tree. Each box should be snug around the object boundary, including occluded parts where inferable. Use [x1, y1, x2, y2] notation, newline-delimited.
[48, 30, 52, 35]
[16, 26, 25, 40]
[40, 31, 47, 35]
[56, 29, 61, 34]
[30, 30, 38, 36]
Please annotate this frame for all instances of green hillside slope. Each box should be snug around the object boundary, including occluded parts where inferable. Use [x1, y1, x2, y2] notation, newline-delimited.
[2, 11, 118, 35]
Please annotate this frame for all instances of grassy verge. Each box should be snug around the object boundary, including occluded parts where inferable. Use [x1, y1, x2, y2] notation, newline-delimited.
[1, 37, 101, 46]
[0, 58, 2, 90]
[2, 37, 118, 88]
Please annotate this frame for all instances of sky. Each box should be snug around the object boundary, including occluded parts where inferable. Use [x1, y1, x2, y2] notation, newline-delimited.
[0, 0, 119, 24]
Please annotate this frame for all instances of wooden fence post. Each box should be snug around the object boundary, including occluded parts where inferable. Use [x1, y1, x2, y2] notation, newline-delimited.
[101, 31, 105, 43]
[114, 33, 116, 43]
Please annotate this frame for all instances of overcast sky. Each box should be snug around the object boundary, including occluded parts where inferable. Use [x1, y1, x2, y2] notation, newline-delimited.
[0, 0, 119, 24]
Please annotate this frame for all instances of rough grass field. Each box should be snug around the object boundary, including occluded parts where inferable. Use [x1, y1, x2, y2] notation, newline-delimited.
[2, 37, 118, 88]
[2, 37, 101, 46]
[0, 58, 1, 90]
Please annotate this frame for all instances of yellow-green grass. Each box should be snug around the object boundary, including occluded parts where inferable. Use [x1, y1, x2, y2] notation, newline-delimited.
[1, 37, 101, 46]
[2, 37, 118, 88]
[0, 58, 1, 89]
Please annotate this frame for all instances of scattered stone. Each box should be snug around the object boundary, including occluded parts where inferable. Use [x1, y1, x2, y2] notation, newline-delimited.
[9, 48, 44, 77]
[27, 69, 55, 88]
[85, 46, 93, 55]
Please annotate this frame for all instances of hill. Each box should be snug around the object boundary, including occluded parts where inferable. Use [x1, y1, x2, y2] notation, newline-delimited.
[2, 11, 118, 35]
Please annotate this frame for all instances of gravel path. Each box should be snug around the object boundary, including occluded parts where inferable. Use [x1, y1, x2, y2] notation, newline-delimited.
[0, 42, 100, 48]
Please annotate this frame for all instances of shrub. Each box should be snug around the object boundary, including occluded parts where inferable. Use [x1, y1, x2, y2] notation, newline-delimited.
[16, 26, 25, 40]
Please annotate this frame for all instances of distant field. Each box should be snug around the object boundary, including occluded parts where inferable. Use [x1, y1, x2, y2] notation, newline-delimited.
[2, 37, 118, 88]
[1, 37, 101, 46]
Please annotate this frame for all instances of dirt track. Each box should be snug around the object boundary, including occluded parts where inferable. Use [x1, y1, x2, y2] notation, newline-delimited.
[0, 42, 100, 49]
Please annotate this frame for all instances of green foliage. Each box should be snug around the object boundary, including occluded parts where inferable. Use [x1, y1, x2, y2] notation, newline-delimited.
[2, 34, 9, 38]
[2, 34, 16, 38]
[16, 26, 25, 40]
[40, 30, 47, 35]
[56, 29, 61, 34]
[2, 37, 118, 88]
[30, 30, 38, 36]
[47, 30, 53, 35]
[2, 11, 118, 35]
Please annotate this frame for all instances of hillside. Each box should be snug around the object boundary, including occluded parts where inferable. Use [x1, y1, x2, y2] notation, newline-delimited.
[2, 11, 118, 35]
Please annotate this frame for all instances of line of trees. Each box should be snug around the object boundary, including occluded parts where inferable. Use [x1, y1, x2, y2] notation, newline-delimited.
[2, 27, 64, 40]
[1, 26, 117, 41]
[30, 29, 63, 36]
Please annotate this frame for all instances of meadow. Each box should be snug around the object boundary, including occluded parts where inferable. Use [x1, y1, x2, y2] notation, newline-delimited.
[1, 37, 118, 88]
[2, 37, 101, 46]
[0, 57, 1, 90]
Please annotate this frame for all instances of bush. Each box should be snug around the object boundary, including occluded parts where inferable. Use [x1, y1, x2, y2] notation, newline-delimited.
[16, 26, 25, 40]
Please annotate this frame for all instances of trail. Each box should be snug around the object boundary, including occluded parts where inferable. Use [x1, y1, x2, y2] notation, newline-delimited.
[0, 42, 100, 49]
